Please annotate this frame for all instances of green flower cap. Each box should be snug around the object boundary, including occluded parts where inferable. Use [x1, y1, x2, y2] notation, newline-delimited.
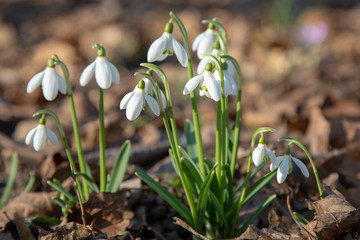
[164, 21, 173, 34]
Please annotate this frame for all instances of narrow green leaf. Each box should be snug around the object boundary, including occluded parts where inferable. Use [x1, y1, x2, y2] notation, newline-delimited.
[24, 171, 36, 193]
[209, 192, 230, 233]
[31, 217, 61, 225]
[107, 140, 131, 193]
[293, 212, 309, 227]
[134, 165, 193, 226]
[184, 120, 198, 163]
[169, 149, 180, 176]
[75, 172, 99, 193]
[235, 194, 276, 235]
[181, 159, 201, 196]
[196, 170, 215, 231]
[0, 153, 18, 208]
[47, 179, 78, 203]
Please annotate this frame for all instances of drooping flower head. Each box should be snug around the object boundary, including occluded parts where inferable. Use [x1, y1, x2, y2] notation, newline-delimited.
[252, 134, 277, 167]
[192, 23, 217, 59]
[120, 79, 160, 120]
[80, 44, 120, 89]
[25, 115, 58, 151]
[183, 62, 221, 102]
[147, 21, 188, 67]
[213, 61, 238, 97]
[27, 57, 67, 101]
[270, 146, 310, 184]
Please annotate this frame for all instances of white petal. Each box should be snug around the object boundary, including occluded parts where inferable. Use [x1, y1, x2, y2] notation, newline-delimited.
[227, 61, 235, 76]
[46, 127, 58, 145]
[27, 69, 45, 93]
[25, 127, 37, 145]
[197, 56, 211, 74]
[172, 37, 188, 67]
[108, 60, 120, 84]
[95, 57, 112, 89]
[145, 95, 160, 116]
[224, 71, 238, 95]
[252, 145, 265, 166]
[197, 29, 215, 59]
[79, 61, 96, 86]
[192, 32, 205, 51]
[277, 158, 290, 184]
[147, 34, 167, 62]
[33, 125, 46, 151]
[154, 88, 167, 110]
[265, 146, 278, 164]
[126, 89, 144, 120]
[42, 68, 59, 101]
[56, 72, 67, 94]
[120, 91, 134, 109]
[183, 74, 204, 95]
[203, 72, 221, 101]
[292, 157, 310, 178]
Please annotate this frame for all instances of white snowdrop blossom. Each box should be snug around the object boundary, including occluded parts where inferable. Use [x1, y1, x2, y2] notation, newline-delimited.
[27, 58, 67, 101]
[143, 78, 167, 111]
[270, 147, 310, 184]
[183, 63, 221, 102]
[252, 136, 277, 167]
[25, 116, 58, 152]
[213, 63, 238, 97]
[80, 44, 120, 89]
[120, 80, 160, 120]
[147, 22, 188, 67]
[192, 24, 217, 59]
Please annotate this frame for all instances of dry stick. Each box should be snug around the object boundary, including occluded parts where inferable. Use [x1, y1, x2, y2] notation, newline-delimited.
[286, 191, 317, 240]
[70, 170, 87, 226]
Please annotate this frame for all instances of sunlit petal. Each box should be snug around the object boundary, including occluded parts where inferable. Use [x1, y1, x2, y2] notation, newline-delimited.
[46, 128, 58, 145]
[108, 60, 120, 84]
[197, 29, 215, 59]
[56, 72, 67, 94]
[25, 127, 37, 145]
[192, 32, 205, 51]
[147, 34, 167, 62]
[203, 72, 220, 101]
[292, 157, 310, 178]
[252, 145, 265, 166]
[183, 74, 203, 95]
[277, 158, 290, 184]
[42, 68, 59, 101]
[120, 91, 134, 109]
[33, 125, 46, 151]
[79, 61, 96, 86]
[145, 95, 160, 116]
[266, 146, 278, 165]
[95, 57, 112, 89]
[126, 89, 144, 120]
[172, 37, 188, 67]
[197, 56, 211, 74]
[27, 69, 45, 93]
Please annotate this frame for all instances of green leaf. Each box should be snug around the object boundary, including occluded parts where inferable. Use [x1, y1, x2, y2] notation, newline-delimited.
[181, 159, 201, 196]
[209, 192, 229, 233]
[235, 194, 276, 235]
[169, 149, 180, 176]
[134, 165, 193, 226]
[229, 169, 276, 217]
[74, 172, 99, 193]
[0, 153, 18, 209]
[107, 140, 131, 193]
[24, 171, 36, 193]
[293, 212, 309, 227]
[196, 170, 215, 231]
[184, 120, 198, 163]
[31, 217, 61, 225]
[47, 179, 78, 203]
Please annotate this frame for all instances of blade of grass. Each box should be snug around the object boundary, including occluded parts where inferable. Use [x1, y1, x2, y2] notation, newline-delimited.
[0, 153, 18, 209]
[47, 179, 78, 202]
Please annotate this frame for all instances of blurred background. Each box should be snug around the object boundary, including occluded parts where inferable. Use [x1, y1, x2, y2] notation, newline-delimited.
[1, 0, 360, 212]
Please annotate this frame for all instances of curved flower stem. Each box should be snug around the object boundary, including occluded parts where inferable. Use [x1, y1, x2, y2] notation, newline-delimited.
[278, 137, 323, 198]
[99, 88, 106, 192]
[170, 11, 205, 176]
[34, 110, 85, 203]
[53, 56, 89, 199]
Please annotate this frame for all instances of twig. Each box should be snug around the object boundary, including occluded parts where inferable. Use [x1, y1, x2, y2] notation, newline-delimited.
[70, 170, 87, 226]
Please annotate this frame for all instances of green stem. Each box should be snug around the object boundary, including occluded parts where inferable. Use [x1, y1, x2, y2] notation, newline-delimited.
[55, 58, 89, 199]
[230, 89, 242, 176]
[34, 110, 85, 202]
[170, 11, 205, 176]
[99, 88, 106, 192]
[215, 102, 221, 183]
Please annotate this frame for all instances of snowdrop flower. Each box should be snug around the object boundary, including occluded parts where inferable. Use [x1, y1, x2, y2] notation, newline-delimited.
[80, 44, 120, 89]
[120, 80, 160, 120]
[25, 115, 58, 151]
[252, 135, 277, 167]
[183, 63, 221, 102]
[27, 57, 67, 101]
[270, 146, 309, 184]
[192, 23, 217, 59]
[213, 62, 238, 97]
[147, 21, 188, 67]
[143, 77, 167, 111]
